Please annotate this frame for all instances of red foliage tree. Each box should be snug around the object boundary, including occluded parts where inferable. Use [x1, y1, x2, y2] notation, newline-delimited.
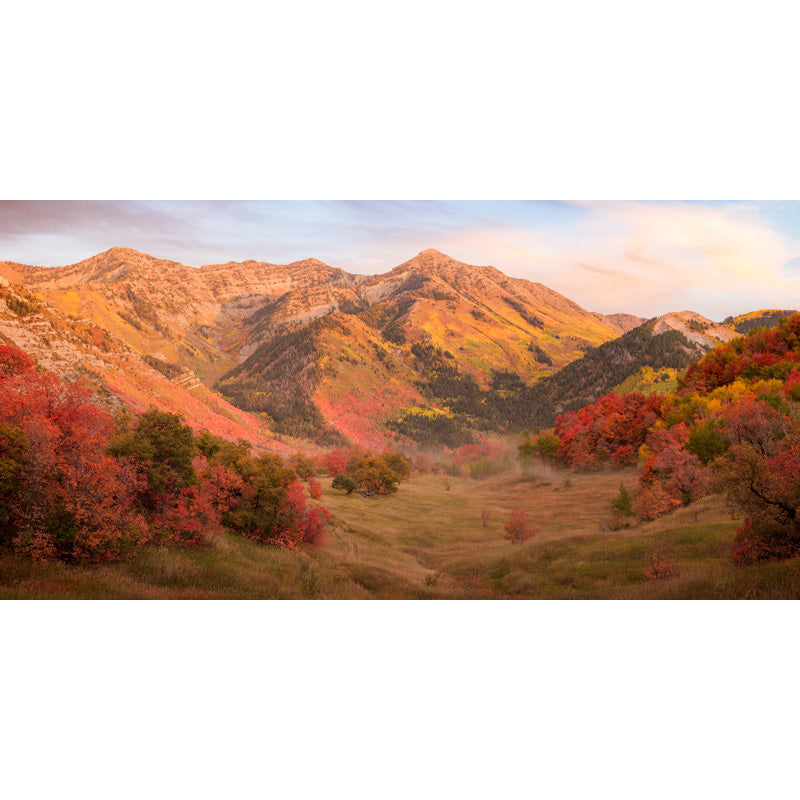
[0, 345, 145, 561]
[504, 509, 536, 544]
[275, 480, 330, 547]
[320, 448, 348, 476]
[637, 424, 712, 517]
[307, 476, 323, 500]
[555, 391, 663, 471]
[683, 313, 800, 395]
[713, 395, 800, 563]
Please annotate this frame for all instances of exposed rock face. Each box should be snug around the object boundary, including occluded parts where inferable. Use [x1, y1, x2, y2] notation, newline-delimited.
[652, 310, 737, 348]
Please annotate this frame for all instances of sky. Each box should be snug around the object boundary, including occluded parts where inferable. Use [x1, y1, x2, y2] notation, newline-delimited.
[1, 200, 799, 319]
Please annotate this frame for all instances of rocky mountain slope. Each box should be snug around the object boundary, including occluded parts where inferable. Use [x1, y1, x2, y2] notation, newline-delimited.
[7, 247, 775, 448]
[1, 247, 634, 447]
[213, 248, 635, 445]
[0, 276, 303, 454]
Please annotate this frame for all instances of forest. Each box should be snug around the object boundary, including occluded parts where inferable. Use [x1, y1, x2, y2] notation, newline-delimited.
[519, 313, 800, 563]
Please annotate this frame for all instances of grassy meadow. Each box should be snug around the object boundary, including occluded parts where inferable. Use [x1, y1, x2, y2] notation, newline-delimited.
[2, 466, 800, 600]
[6, 471, 800, 599]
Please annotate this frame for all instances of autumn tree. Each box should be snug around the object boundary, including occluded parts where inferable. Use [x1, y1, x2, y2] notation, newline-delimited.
[320, 448, 348, 476]
[109, 409, 197, 511]
[712, 396, 800, 563]
[0, 344, 145, 561]
[353, 455, 404, 495]
[504, 509, 536, 544]
[307, 477, 323, 500]
[555, 391, 662, 471]
[633, 424, 713, 521]
[382, 451, 412, 481]
[288, 452, 317, 480]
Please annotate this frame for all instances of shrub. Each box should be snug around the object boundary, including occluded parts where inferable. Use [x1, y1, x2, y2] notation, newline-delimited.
[636, 484, 681, 521]
[332, 474, 358, 494]
[353, 455, 403, 495]
[288, 452, 317, 480]
[320, 448, 348, 476]
[198, 437, 330, 549]
[611, 484, 634, 518]
[504, 509, 536, 544]
[645, 548, 676, 580]
[0, 345, 146, 562]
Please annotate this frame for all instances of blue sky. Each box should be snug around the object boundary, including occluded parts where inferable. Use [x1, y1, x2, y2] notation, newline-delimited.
[1, 200, 799, 319]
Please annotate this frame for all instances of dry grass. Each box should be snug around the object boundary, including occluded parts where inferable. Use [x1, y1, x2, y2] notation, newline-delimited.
[2, 468, 799, 599]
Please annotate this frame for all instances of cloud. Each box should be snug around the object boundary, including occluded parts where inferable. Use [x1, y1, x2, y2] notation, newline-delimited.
[433, 202, 800, 318]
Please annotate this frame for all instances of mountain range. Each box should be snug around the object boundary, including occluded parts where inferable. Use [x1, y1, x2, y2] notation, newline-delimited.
[1, 247, 793, 449]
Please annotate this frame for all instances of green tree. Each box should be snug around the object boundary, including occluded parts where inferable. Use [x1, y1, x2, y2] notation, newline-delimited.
[108, 410, 196, 510]
[331, 474, 358, 494]
[288, 452, 317, 480]
[686, 419, 729, 465]
[381, 451, 411, 480]
[353, 456, 400, 494]
[0, 422, 28, 537]
[610, 483, 634, 518]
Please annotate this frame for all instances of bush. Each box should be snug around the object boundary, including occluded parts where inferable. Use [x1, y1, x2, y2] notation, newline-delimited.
[504, 509, 536, 544]
[332, 474, 358, 494]
[353, 455, 403, 495]
[197, 433, 330, 548]
[0, 344, 333, 561]
[0, 345, 146, 562]
[611, 484, 634, 518]
[288, 452, 317, 480]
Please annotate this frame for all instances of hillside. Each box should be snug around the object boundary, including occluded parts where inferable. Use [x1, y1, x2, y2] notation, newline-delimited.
[0, 247, 358, 384]
[0, 276, 299, 453]
[5, 245, 793, 449]
[516, 311, 740, 428]
[722, 308, 798, 334]
[2, 247, 630, 447]
[4, 307, 800, 599]
[213, 249, 634, 444]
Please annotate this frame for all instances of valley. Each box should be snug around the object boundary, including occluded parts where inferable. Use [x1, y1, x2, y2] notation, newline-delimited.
[3, 242, 800, 600]
[2, 467, 797, 599]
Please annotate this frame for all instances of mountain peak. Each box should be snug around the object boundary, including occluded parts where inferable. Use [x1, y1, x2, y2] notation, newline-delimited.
[397, 249, 464, 274]
[102, 246, 146, 258]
